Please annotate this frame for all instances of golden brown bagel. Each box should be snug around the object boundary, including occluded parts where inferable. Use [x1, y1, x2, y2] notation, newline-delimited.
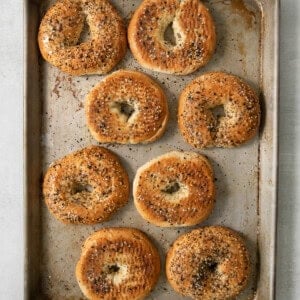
[76, 227, 161, 300]
[128, 0, 216, 75]
[85, 70, 169, 144]
[43, 146, 129, 224]
[166, 226, 251, 300]
[133, 151, 215, 227]
[178, 72, 261, 148]
[38, 0, 127, 75]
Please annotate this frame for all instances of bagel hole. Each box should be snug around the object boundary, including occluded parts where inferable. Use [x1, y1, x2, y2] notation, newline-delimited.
[105, 264, 128, 285]
[206, 260, 218, 272]
[164, 22, 176, 46]
[193, 259, 218, 287]
[72, 183, 93, 194]
[211, 105, 225, 119]
[107, 264, 120, 274]
[111, 102, 135, 122]
[162, 181, 180, 194]
[78, 18, 91, 44]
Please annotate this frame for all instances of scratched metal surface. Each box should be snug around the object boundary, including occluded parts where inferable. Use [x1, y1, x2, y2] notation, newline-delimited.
[24, 0, 279, 299]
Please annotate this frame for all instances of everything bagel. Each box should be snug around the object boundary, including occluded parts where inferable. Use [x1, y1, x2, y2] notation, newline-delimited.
[43, 146, 129, 224]
[128, 0, 216, 75]
[166, 226, 251, 300]
[178, 72, 261, 148]
[76, 227, 161, 300]
[133, 151, 215, 227]
[38, 0, 127, 75]
[85, 70, 169, 144]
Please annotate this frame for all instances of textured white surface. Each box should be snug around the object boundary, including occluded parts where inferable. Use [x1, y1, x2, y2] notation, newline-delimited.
[276, 1, 300, 299]
[0, 0, 24, 299]
[0, 0, 299, 299]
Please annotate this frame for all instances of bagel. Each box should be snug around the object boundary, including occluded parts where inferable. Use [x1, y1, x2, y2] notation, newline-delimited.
[85, 70, 169, 144]
[128, 0, 216, 75]
[43, 146, 129, 224]
[38, 0, 127, 75]
[76, 227, 161, 300]
[166, 226, 251, 300]
[178, 72, 261, 148]
[133, 151, 215, 227]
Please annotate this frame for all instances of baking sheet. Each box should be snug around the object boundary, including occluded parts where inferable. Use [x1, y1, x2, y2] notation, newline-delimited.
[24, 0, 279, 299]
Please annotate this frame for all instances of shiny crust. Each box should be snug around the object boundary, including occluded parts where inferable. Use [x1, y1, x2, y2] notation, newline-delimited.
[166, 226, 251, 300]
[76, 227, 161, 300]
[133, 151, 215, 227]
[178, 72, 261, 148]
[85, 70, 169, 144]
[38, 0, 127, 75]
[128, 0, 216, 75]
[43, 146, 129, 224]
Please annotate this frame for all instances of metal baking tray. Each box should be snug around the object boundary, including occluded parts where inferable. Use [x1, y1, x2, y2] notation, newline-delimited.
[24, 0, 279, 299]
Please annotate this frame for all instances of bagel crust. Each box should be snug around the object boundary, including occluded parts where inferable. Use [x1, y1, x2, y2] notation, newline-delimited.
[85, 70, 169, 144]
[128, 0, 216, 75]
[76, 227, 161, 300]
[38, 0, 127, 75]
[178, 72, 261, 148]
[43, 146, 129, 224]
[133, 151, 215, 227]
[166, 226, 251, 300]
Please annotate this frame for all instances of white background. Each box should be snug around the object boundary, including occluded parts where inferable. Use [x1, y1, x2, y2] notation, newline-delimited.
[0, 0, 299, 299]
